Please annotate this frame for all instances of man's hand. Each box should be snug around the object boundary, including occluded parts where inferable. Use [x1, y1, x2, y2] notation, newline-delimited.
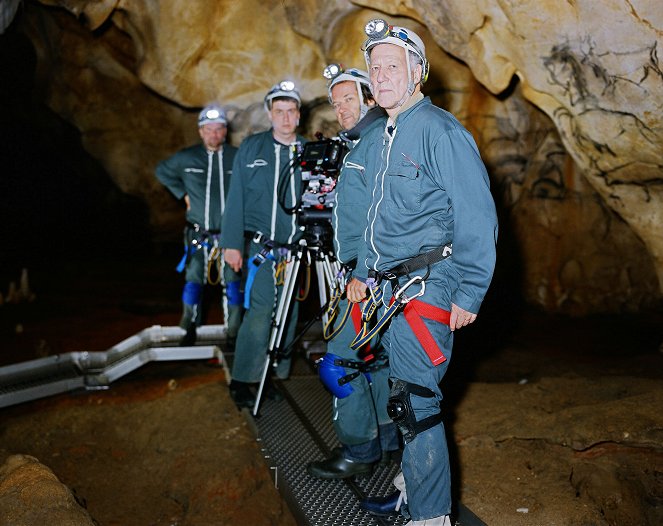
[184, 194, 191, 211]
[346, 278, 368, 303]
[449, 303, 477, 331]
[223, 248, 243, 272]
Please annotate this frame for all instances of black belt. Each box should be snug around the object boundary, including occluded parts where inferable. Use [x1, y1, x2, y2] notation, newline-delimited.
[186, 221, 220, 235]
[244, 230, 289, 248]
[369, 243, 452, 283]
[342, 258, 357, 272]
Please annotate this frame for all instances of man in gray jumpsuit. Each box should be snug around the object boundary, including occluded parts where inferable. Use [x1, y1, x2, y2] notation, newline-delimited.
[306, 65, 399, 479]
[221, 81, 307, 408]
[156, 104, 241, 347]
[348, 20, 498, 525]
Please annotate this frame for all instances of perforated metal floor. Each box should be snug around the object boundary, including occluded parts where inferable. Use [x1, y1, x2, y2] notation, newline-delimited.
[224, 335, 486, 526]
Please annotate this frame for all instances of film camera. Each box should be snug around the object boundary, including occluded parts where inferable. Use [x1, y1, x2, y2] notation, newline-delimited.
[297, 133, 347, 229]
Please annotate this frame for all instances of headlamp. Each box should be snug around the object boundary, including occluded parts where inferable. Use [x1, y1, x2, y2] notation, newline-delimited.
[278, 80, 295, 92]
[365, 18, 390, 40]
[198, 104, 227, 127]
[323, 63, 343, 81]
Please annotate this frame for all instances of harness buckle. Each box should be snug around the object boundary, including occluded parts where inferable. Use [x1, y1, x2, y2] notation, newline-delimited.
[394, 275, 426, 304]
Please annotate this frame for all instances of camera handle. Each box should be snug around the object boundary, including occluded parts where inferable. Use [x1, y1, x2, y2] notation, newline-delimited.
[253, 238, 341, 416]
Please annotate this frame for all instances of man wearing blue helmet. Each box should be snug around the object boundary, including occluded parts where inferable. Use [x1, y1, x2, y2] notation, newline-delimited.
[156, 103, 241, 347]
[221, 81, 307, 409]
[306, 65, 400, 479]
[350, 20, 498, 525]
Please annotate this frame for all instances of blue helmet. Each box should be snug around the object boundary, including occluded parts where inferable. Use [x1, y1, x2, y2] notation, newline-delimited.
[317, 353, 355, 398]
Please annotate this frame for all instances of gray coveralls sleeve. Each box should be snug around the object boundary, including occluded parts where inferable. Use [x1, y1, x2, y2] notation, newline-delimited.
[155, 154, 186, 200]
[436, 129, 498, 313]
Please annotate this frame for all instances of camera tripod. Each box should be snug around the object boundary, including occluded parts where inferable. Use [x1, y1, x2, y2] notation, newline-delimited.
[253, 223, 341, 416]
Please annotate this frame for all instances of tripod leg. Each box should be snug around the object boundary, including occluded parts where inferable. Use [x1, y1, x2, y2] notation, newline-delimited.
[253, 250, 302, 416]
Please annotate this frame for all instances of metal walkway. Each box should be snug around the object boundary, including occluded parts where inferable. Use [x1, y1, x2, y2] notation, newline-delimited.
[224, 341, 487, 526]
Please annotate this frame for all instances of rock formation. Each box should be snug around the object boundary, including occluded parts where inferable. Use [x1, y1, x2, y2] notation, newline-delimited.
[0, 454, 95, 525]
[6, 0, 662, 313]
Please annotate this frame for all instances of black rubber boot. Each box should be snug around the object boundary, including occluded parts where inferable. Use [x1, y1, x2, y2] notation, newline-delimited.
[306, 447, 374, 479]
[360, 490, 403, 517]
[264, 376, 284, 402]
[229, 380, 255, 409]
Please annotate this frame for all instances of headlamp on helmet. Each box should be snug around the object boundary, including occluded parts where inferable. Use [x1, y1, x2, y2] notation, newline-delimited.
[323, 63, 372, 122]
[264, 80, 302, 111]
[198, 104, 227, 127]
[362, 18, 429, 87]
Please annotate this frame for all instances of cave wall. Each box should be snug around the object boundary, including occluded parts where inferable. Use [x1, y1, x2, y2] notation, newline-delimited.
[10, 0, 663, 313]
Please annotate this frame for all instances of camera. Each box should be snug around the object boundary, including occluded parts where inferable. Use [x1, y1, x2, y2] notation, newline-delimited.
[298, 134, 346, 228]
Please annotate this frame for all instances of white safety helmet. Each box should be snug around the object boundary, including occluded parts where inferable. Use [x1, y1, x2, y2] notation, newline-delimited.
[362, 18, 429, 95]
[198, 103, 227, 127]
[264, 80, 302, 111]
[323, 64, 372, 120]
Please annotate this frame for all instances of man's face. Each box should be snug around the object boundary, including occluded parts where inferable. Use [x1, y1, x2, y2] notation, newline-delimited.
[268, 99, 300, 138]
[368, 43, 413, 110]
[198, 123, 227, 151]
[331, 81, 362, 131]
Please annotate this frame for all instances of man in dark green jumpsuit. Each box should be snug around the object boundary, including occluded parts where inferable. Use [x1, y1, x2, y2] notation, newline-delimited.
[221, 82, 307, 408]
[156, 104, 241, 346]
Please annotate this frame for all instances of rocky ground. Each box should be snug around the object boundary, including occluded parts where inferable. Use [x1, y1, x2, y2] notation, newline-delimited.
[0, 255, 661, 525]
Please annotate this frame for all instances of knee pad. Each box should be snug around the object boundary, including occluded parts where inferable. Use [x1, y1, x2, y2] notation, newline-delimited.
[226, 280, 243, 307]
[182, 281, 203, 306]
[318, 353, 360, 399]
[387, 379, 443, 444]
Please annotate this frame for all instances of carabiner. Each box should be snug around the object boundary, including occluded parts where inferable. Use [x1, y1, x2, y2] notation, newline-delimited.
[393, 275, 426, 304]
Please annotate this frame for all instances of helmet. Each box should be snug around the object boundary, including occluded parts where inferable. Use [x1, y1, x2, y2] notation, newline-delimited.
[317, 353, 355, 399]
[264, 80, 302, 111]
[198, 103, 227, 127]
[323, 63, 372, 122]
[362, 19, 429, 86]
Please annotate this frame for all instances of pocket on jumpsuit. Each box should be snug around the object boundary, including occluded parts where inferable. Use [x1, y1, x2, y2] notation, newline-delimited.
[385, 162, 422, 213]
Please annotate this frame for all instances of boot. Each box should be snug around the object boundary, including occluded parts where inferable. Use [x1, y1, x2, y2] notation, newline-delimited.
[306, 447, 374, 479]
[264, 376, 284, 402]
[360, 490, 403, 517]
[229, 380, 255, 409]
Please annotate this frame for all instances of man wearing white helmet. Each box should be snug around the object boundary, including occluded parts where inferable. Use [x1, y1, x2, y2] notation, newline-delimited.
[306, 65, 400, 479]
[156, 103, 241, 347]
[221, 81, 307, 408]
[348, 19, 498, 525]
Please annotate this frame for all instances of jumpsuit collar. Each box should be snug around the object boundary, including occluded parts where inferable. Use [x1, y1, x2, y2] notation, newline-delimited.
[387, 92, 424, 129]
[339, 105, 387, 142]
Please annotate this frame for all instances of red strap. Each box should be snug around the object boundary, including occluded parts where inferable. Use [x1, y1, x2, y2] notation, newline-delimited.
[403, 299, 450, 366]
